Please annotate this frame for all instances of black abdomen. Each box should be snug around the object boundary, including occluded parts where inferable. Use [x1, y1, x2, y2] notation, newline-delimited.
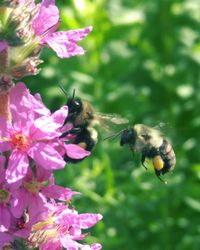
[155, 139, 176, 176]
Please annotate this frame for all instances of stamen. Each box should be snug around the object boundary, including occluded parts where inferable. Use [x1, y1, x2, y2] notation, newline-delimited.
[23, 179, 41, 194]
[0, 189, 10, 204]
[11, 133, 31, 151]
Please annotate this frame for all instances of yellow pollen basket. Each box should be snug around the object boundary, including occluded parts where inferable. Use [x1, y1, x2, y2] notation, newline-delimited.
[152, 155, 164, 171]
[11, 133, 30, 151]
[78, 142, 87, 149]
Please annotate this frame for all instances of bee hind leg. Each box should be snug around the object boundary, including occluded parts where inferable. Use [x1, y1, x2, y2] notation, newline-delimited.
[155, 172, 167, 184]
[141, 154, 148, 170]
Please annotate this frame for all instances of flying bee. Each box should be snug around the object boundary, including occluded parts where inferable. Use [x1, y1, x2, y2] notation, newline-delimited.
[106, 124, 176, 183]
[120, 124, 176, 183]
[59, 86, 128, 163]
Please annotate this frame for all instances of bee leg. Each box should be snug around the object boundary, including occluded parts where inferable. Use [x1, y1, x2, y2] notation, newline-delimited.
[60, 127, 81, 138]
[68, 127, 81, 134]
[157, 175, 167, 184]
[141, 154, 148, 170]
[155, 172, 167, 184]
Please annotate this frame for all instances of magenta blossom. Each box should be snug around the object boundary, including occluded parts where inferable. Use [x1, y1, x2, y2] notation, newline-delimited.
[32, 0, 92, 58]
[29, 203, 102, 250]
[10, 166, 78, 219]
[0, 83, 67, 183]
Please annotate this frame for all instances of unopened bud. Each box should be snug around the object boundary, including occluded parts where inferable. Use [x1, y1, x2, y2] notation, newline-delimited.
[11, 57, 43, 79]
[0, 75, 13, 93]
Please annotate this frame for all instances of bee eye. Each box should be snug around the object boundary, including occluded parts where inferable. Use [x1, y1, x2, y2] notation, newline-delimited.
[74, 100, 81, 107]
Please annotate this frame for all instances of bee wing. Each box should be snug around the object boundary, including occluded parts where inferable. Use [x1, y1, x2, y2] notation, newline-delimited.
[95, 112, 129, 125]
[153, 122, 174, 138]
[93, 112, 129, 132]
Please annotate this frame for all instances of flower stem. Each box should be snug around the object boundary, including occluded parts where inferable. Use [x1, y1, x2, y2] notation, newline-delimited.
[0, 92, 11, 121]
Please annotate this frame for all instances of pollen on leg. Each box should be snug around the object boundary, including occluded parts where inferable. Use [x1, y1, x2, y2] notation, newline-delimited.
[152, 155, 164, 171]
[11, 133, 31, 151]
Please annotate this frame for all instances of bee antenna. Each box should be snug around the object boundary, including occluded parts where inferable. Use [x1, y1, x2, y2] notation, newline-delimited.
[157, 175, 167, 184]
[72, 88, 76, 99]
[104, 129, 124, 141]
[59, 84, 68, 97]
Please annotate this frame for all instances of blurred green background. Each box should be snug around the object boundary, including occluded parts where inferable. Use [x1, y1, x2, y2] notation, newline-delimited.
[26, 0, 200, 249]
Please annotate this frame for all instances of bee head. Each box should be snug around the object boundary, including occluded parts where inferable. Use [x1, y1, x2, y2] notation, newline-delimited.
[120, 128, 136, 146]
[59, 85, 83, 115]
[67, 96, 83, 115]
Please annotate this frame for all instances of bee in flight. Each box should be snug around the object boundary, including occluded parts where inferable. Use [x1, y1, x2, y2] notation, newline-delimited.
[107, 124, 176, 183]
[60, 86, 128, 163]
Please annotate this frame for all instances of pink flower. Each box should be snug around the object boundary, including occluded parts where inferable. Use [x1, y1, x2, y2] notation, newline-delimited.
[0, 83, 67, 183]
[7, 210, 44, 240]
[32, 0, 92, 58]
[10, 166, 79, 219]
[29, 203, 102, 250]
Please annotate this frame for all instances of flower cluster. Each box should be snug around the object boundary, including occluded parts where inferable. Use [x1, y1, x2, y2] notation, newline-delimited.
[0, 0, 92, 91]
[0, 1, 102, 249]
[0, 83, 102, 249]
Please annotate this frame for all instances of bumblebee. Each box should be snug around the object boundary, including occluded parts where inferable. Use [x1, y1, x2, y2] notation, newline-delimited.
[120, 124, 176, 183]
[60, 87, 128, 162]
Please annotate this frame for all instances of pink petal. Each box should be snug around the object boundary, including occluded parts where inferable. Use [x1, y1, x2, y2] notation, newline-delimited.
[14, 227, 32, 238]
[60, 236, 79, 249]
[28, 142, 65, 170]
[90, 244, 102, 250]
[78, 213, 103, 229]
[51, 106, 68, 127]
[0, 232, 13, 248]
[0, 207, 11, 232]
[35, 164, 52, 182]
[32, 0, 59, 36]
[9, 83, 34, 128]
[40, 240, 61, 250]
[44, 27, 93, 58]
[33, 93, 51, 116]
[42, 0, 55, 6]
[0, 156, 6, 182]
[42, 185, 79, 201]
[10, 189, 27, 218]
[10, 83, 50, 119]
[27, 193, 48, 220]
[64, 144, 90, 159]
[6, 151, 29, 183]
[30, 116, 61, 140]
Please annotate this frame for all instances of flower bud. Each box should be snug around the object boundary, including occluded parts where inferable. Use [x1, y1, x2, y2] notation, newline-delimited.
[11, 57, 43, 79]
